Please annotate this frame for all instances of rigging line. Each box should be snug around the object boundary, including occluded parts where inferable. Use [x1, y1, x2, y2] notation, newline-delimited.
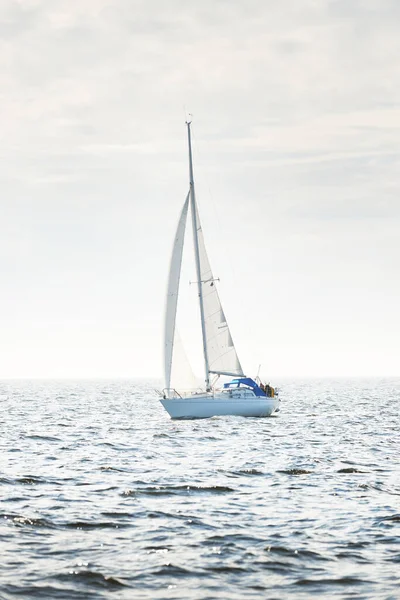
[191, 125, 242, 346]
[191, 124, 244, 376]
[191, 124, 237, 284]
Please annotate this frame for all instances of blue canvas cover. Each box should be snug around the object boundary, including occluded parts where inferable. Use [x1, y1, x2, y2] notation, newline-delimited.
[223, 378, 265, 397]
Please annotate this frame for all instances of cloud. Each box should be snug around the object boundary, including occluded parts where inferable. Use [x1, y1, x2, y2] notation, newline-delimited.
[0, 0, 399, 376]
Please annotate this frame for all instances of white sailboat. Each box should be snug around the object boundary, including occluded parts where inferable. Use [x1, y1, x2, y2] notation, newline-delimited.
[158, 121, 280, 419]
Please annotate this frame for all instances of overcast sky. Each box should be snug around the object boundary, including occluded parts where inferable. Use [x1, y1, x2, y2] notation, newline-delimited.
[1, 0, 399, 379]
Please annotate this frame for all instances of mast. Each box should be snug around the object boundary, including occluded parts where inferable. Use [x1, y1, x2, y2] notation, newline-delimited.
[186, 121, 210, 390]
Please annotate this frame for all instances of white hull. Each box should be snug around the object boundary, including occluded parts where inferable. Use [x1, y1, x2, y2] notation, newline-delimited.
[160, 393, 280, 420]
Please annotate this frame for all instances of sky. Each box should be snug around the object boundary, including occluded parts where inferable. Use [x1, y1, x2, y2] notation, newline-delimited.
[0, 0, 399, 379]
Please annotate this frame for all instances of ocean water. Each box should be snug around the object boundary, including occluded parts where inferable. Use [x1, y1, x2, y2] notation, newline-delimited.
[0, 378, 399, 599]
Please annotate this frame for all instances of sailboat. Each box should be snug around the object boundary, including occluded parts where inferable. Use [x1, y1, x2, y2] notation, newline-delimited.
[158, 121, 280, 419]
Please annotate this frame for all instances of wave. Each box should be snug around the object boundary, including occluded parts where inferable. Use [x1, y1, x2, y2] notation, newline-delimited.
[377, 514, 400, 523]
[296, 576, 370, 586]
[337, 468, 368, 473]
[121, 484, 234, 497]
[278, 469, 313, 475]
[57, 570, 127, 588]
[1, 513, 56, 528]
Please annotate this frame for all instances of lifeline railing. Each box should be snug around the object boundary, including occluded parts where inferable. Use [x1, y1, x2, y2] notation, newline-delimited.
[156, 388, 208, 399]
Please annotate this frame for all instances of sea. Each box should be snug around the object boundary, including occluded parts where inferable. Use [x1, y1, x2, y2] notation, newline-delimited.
[0, 378, 399, 599]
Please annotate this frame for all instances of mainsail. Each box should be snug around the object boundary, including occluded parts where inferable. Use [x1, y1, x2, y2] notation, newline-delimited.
[164, 193, 190, 390]
[194, 204, 244, 378]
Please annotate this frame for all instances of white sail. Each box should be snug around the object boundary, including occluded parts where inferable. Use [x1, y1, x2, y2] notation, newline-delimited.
[169, 329, 198, 391]
[164, 193, 190, 390]
[195, 204, 244, 378]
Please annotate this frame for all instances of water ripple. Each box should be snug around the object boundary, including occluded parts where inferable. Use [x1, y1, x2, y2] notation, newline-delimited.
[0, 377, 399, 599]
